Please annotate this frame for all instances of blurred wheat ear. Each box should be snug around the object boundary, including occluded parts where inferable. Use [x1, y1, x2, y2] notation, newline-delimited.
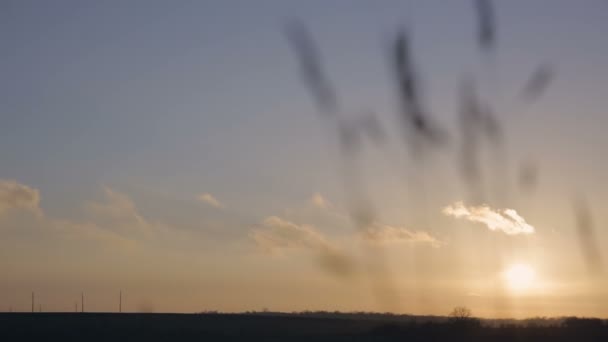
[475, 0, 496, 52]
[457, 77, 504, 202]
[573, 197, 604, 274]
[392, 31, 448, 157]
[521, 63, 555, 103]
[284, 20, 339, 117]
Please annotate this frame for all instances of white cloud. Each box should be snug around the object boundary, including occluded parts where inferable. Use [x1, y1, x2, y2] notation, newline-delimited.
[442, 201, 535, 235]
[0, 179, 41, 216]
[360, 223, 445, 248]
[197, 193, 225, 209]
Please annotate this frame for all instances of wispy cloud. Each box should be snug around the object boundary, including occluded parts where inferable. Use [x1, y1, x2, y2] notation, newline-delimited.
[0, 181, 139, 248]
[55, 185, 163, 245]
[442, 201, 535, 235]
[360, 223, 445, 248]
[250, 216, 329, 253]
[85, 187, 151, 234]
[197, 193, 225, 209]
[0, 181, 235, 263]
[310, 192, 332, 210]
[250, 216, 354, 276]
[0, 179, 41, 216]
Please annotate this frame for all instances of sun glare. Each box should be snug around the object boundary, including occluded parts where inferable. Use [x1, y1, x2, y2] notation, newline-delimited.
[503, 263, 536, 292]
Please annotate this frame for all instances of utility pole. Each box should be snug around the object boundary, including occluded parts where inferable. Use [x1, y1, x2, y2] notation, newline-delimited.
[119, 291, 122, 313]
[31, 292, 34, 313]
[81, 292, 84, 313]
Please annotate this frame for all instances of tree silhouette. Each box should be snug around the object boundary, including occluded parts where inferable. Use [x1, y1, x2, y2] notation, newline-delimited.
[449, 306, 480, 328]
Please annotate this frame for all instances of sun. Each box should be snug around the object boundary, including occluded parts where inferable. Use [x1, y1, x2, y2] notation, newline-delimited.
[503, 263, 536, 292]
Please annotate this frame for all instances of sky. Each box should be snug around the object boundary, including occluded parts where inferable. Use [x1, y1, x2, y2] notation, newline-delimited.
[1, 0, 608, 318]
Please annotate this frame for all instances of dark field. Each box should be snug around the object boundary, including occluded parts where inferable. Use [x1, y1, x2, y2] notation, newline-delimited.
[2, 313, 608, 341]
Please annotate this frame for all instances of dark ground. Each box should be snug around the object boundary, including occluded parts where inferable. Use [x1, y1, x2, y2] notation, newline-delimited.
[1, 313, 607, 341]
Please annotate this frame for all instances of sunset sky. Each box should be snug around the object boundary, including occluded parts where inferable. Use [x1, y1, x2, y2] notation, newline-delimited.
[1, 0, 608, 318]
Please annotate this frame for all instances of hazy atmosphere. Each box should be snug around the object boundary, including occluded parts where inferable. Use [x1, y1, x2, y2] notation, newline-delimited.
[1, 0, 608, 319]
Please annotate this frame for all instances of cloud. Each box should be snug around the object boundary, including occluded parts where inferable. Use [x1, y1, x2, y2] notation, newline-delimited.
[54, 186, 161, 247]
[0, 181, 239, 273]
[0, 181, 139, 248]
[0, 179, 41, 216]
[197, 193, 225, 209]
[85, 187, 156, 235]
[250, 216, 329, 253]
[250, 216, 355, 276]
[361, 223, 445, 248]
[442, 201, 535, 235]
[310, 192, 332, 210]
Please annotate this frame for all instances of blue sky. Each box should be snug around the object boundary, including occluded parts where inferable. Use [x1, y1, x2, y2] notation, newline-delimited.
[2, 0, 607, 212]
